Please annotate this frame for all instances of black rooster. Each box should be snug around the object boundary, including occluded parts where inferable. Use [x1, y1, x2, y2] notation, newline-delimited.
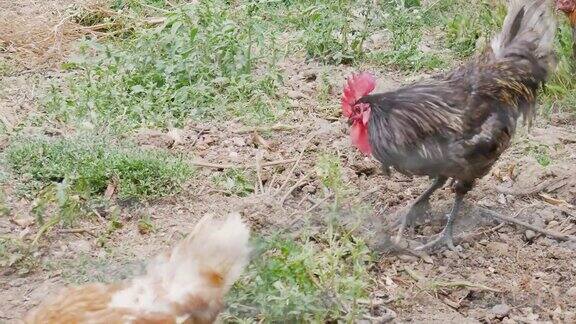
[341, 0, 556, 250]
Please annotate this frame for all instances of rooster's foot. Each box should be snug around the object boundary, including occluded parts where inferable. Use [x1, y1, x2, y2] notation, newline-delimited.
[394, 177, 448, 244]
[414, 227, 457, 252]
[394, 200, 431, 244]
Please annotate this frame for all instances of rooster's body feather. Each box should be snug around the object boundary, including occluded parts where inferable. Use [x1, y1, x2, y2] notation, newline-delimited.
[343, 0, 556, 250]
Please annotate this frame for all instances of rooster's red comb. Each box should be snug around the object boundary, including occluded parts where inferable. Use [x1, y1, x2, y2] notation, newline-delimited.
[341, 72, 376, 118]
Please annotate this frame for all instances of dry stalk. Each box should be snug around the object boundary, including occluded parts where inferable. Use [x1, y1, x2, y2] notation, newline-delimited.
[478, 207, 576, 242]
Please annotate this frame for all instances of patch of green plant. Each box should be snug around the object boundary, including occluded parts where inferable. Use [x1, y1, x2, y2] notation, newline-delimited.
[6, 136, 192, 201]
[48, 2, 282, 132]
[223, 220, 374, 322]
[236, 0, 373, 64]
[315, 154, 350, 206]
[526, 144, 552, 167]
[0, 237, 38, 275]
[212, 169, 254, 197]
[364, 0, 455, 72]
[542, 23, 576, 116]
[299, 2, 370, 64]
[443, 0, 506, 58]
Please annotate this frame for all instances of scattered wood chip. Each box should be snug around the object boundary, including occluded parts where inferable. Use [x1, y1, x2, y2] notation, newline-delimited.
[233, 124, 305, 134]
[104, 178, 118, 200]
[11, 217, 35, 228]
[539, 193, 574, 208]
[251, 131, 271, 150]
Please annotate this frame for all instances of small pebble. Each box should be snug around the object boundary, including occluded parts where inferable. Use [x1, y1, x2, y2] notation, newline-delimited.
[443, 250, 459, 260]
[525, 230, 537, 241]
[231, 137, 245, 146]
[398, 254, 418, 262]
[486, 242, 509, 255]
[491, 304, 511, 318]
[533, 271, 546, 279]
[547, 220, 560, 228]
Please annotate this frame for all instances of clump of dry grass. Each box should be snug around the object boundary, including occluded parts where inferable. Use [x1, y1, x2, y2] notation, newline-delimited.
[0, 0, 84, 68]
[0, 0, 140, 69]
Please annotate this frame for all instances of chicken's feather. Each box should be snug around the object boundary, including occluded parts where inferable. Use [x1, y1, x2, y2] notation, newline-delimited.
[356, 0, 555, 182]
[23, 213, 251, 324]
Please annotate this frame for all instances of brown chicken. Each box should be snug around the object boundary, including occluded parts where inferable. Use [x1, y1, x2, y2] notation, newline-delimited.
[342, 0, 556, 250]
[23, 213, 251, 324]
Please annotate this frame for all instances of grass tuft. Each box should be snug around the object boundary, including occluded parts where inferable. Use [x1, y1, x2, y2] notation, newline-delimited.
[6, 136, 192, 201]
[224, 220, 374, 322]
[47, 2, 282, 132]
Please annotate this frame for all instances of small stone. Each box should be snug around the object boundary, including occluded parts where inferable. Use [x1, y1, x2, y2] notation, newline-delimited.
[443, 250, 459, 260]
[302, 184, 317, 194]
[566, 286, 576, 297]
[134, 129, 175, 149]
[228, 151, 239, 160]
[286, 90, 307, 100]
[533, 271, 546, 279]
[486, 242, 509, 256]
[289, 99, 300, 108]
[11, 216, 35, 228]
[231, 137, 246, 146]
[398, 254, 418, 262]
[547, 220, 560, 229]
[490, 304, 511, 318]
[69, 240, 91, 254]
[525, 230, 537, 241]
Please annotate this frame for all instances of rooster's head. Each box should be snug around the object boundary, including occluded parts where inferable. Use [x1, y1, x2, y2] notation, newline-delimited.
[341, 72, 376, 155]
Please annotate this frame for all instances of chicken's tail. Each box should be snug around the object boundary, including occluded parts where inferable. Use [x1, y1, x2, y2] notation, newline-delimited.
[491, 0, 556, 67]
[109, 213, 251, 322]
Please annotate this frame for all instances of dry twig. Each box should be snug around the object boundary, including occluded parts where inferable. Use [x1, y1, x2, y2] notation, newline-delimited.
[233, 124, 305, 134]
[190, 158, 297, 169]
[56, 227, 99, 238]
[276, 136, 315, 196]
[287, 193, 334, 228]
[279, 172, 313, 206]
[494, 177, 566, 196]
[478, 207, 576, 242]
[403, 267, 499, 292]
[255, 150, 264, 195]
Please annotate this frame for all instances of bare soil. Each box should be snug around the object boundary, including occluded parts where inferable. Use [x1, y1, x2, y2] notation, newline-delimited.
[1, 2, 576, 324]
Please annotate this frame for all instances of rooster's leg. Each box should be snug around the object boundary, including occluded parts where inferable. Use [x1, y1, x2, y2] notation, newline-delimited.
[414, 192, 464, 252]
[394, 176, 448, 243]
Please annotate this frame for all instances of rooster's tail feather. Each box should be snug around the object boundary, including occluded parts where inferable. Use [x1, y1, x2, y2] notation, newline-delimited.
[491, 0, 556, 65]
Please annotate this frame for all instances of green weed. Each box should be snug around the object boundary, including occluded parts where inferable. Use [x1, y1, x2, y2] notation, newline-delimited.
[542, 23, 576, 116]
[444, 0, 506, 58]
[365, 0, 453, 71]
[526, 144, 552, 167]
[7, 136, 192, 200]
[316, 154, 349, 207]
[212, 169, 254, 197]
[224, 220, 374, 322]
[48, 2, 281, 132]
[0, 237, 38, 275]
[6, 136, 192, 227]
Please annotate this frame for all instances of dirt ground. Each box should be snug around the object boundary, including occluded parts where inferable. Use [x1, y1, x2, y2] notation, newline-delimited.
[1, 1, 576, 323]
